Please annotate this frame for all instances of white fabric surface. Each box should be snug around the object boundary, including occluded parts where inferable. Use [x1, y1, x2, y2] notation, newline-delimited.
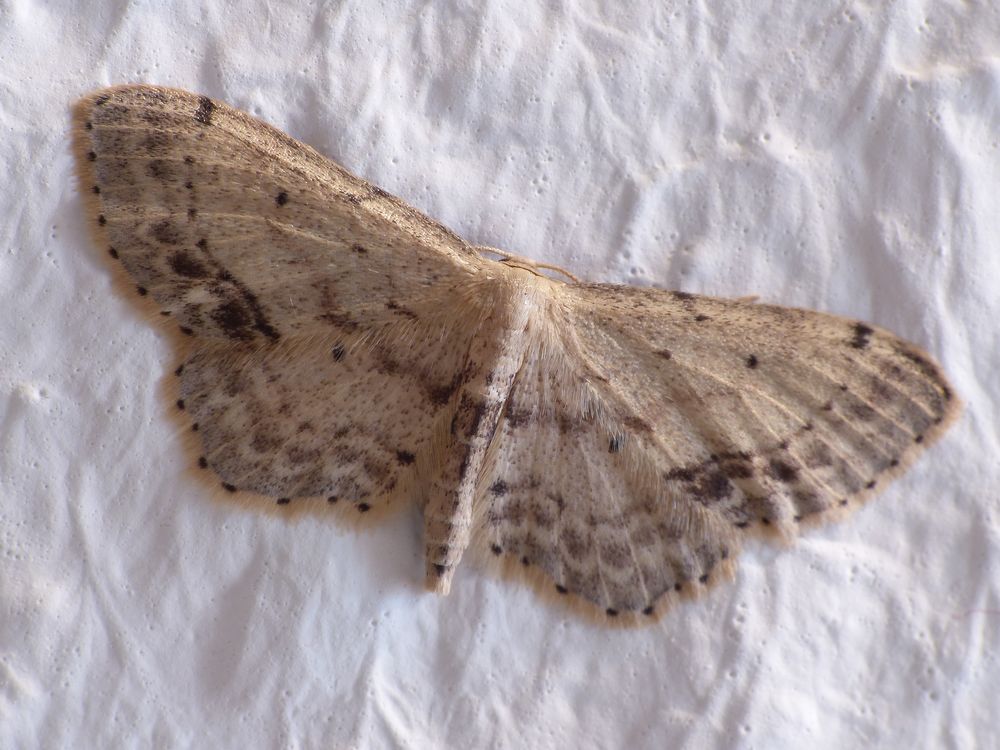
[2, 2, 998, 747]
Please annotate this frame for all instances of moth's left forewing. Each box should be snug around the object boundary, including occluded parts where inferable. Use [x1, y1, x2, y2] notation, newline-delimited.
[72, 85, 488, 508]
[72, 85, 484, 342]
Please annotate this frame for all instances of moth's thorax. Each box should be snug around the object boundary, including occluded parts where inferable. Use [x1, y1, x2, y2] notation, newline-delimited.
[484, 261, 557, 335]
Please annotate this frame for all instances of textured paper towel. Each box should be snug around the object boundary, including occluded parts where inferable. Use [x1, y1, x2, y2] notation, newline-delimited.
[1, 2, 997, 748]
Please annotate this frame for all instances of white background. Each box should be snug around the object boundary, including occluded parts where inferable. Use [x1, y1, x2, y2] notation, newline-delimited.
[2, 1, 998, 747]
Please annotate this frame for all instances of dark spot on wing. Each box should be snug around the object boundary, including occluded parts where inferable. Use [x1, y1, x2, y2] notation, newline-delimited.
[461, 397, 488, 440]
[746, 354, 759, 369]
[87, 151, 96, 161]
[895, 345, 939, 382]
[694, 314, 709, 322]
[504, 408, 532, 428]
[698, 471, 733, 501]
[767, 458, 799, 483]
[97, 214, 106, 226]
[150, 219, 181, 244]
[489, 480, 508, 496]
[188, 239, 280, 340]
[851, 323, 874, 349]
[665, 467, 696, 482]
[656, 349, 672, 360]
[386, 301, 419, 319]
[331, 343, 346, 361]
[427, 371, 464, 406]
[194, 96, 215, 125]
[850, 402, 877, 421]
[212, 300, 253, 338]
[562, 527, 587, 560]
[276, 191, 288, 206]
[556, 413, 582, 434]
[147, 159, 171, 179]
[169, 250, 210, 278]
[490, 544, 502, 555]
[804, 442, 834, 469]
[317, 310, 359, 331]
[396, 450, 415, 465]
[352, 244, 368, 255]
[721, 458, 754, 479]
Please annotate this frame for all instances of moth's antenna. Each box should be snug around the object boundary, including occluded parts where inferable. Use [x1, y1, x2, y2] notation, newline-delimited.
[473, 245, 580, 283]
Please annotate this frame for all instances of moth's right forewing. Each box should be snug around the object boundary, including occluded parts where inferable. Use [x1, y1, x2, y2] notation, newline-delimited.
[562, 284, 958, 535]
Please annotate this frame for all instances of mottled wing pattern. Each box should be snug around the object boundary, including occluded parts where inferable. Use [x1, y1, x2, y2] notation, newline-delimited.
[74, 85, 484, 504]
[73, 84, 960, 620]
[479, 284, 957, 615]
[179, 330, 470, 504]
[74, 85, 483, 341]
[563, 285, 959, 534]
[477, 336, 739, 615]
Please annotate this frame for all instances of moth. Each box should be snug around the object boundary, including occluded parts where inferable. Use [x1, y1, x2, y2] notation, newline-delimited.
[72, 85, 959, 621]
